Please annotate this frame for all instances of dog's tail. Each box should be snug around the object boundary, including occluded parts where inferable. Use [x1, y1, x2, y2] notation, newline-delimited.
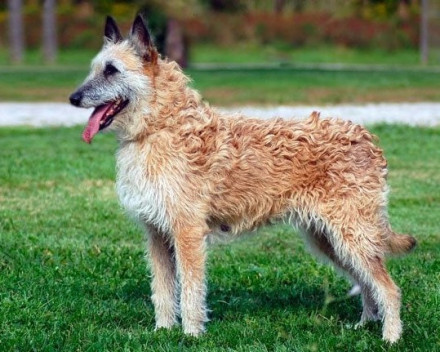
[387, 231, 417, 255]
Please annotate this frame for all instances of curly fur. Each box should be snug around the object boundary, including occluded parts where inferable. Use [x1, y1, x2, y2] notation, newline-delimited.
[70, 16, 416, 343]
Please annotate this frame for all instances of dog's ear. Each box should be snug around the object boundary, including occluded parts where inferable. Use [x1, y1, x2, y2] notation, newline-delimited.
[129, 14, 157, 62]
[104, 16, 123, 44]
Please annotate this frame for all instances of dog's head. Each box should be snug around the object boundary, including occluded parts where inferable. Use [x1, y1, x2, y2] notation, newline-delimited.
[69, 15, 158, 143]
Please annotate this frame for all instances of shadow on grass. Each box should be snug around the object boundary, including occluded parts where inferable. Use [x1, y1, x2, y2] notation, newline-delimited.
[118, 269, 361, 327]
[208, 280, 360, 322]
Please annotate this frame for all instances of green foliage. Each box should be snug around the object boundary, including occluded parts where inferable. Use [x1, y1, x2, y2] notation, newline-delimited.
[0, 1, 423, 54]
[199, 0, 247, 13]
[0, 124, 439, 351]
[137, 3, 168, 55]
[92, 0, 116, 14]
[353, 0, 419, 20]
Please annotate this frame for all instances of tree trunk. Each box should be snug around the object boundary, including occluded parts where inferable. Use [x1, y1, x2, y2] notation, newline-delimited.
[292, 0, 306, 13]
[420, 0, 429, 65]
[274, 0, 286, 14]
[43, 0, 57, 64]
[7, 0, 24, 64]
[165, 19, 187, 68]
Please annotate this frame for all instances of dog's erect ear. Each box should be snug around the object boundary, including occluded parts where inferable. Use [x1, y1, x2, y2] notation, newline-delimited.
[104, 16, 123, 44]
[129, 14, 157, 62]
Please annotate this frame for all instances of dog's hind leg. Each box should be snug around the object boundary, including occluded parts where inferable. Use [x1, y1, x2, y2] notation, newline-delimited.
[351, 252, 402, 343]
[303, 224, 380, 324]
[146, 226, 179, 330]
[320, 219, 403, 343]
[173, 224, 209, 336]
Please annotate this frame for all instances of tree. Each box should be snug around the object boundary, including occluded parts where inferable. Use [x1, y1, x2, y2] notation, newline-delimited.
[7, 0, 24, 64]
[43, 0, 57, 63]
[420, 0, 429, 64]
[165, 18, 188, 68]
[204, 0, 246, 12]
[274, 0, 287, 14]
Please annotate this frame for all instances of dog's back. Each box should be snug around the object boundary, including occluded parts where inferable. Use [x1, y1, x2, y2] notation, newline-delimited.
[204, 112, 387, 233]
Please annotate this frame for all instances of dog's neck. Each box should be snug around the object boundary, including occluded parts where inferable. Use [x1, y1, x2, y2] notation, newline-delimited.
[153, 60, 202, 112]
[117, 59, 209, 143]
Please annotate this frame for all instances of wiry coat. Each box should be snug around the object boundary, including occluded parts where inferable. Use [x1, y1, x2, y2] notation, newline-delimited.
[117, 59, 385, 234]
[70, 16, 416, 343]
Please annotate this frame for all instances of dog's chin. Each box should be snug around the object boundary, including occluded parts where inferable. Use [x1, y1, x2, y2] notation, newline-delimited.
[82, 98, 129, 143]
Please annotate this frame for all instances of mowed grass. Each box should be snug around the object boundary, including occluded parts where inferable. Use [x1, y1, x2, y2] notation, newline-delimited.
[0, 125, 439, 351]
[190, 67, 440, 105]
[0, 46, 439, 105]
[1, 65, 440, 105]
[191, 44, 424, 66]
[0, 45, 425, 67]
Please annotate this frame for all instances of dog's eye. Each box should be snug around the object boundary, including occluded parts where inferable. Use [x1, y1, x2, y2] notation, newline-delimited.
[104, 63, 119, 77]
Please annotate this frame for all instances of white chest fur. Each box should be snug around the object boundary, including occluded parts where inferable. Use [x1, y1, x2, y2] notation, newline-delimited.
[115, 142, 171, 233]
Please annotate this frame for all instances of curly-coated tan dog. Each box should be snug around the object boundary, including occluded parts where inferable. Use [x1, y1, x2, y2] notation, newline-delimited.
[69, 15, 416, 343]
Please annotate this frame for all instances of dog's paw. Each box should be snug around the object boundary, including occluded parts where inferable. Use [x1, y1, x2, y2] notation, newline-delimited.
[382, 320, 402, 344]
[183, 323, 205, 337]
[155, 318, 178, 331]
[383, 330, 401, 344]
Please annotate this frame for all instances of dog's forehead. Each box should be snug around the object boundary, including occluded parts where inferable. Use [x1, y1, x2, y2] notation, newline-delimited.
[91, 42, 143, 72]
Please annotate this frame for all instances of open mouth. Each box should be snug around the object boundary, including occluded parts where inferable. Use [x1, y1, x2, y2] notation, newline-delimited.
[82, 98, 129, 143]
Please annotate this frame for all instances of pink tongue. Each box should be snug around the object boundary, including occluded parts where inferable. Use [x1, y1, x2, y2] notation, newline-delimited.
[82, 103, 112, 143]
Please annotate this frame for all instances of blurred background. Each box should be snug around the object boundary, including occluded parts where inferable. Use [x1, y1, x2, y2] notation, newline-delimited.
[0, 0, 439, 107]
[1, 0, 439, 67]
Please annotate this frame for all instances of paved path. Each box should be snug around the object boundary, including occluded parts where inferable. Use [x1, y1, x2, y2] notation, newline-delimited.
[1, 102, 439, 127]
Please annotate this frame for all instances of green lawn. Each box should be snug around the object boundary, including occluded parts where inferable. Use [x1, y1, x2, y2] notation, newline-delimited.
[0, 45, 426, 67]
[190, 67, 440, 105]
[0, 125, 439, 351]
[1, 44, 439, 105]
[1, 65, 440, 105]
[191, 44, 425, 66]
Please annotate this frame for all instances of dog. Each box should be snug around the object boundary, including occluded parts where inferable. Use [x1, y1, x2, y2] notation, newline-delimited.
[69, 15, 416, 343]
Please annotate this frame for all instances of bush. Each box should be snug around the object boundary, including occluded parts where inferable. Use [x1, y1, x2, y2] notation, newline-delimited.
[0, 8, 420, 53]
[184, 11, 419, 50]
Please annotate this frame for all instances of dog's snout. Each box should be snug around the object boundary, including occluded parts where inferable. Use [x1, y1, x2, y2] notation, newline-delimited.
[69, 91, 83, 107]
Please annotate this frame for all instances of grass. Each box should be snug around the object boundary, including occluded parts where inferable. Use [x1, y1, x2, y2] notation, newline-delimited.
[1, 44, 436, 67]
[1, 45, 439, 105]
[190, 44, 426, 66]
[190, 67, 440, 105]
[1, 65, 440, 105]
[0, 124, 439, 351]
[0, 45, 427, 67]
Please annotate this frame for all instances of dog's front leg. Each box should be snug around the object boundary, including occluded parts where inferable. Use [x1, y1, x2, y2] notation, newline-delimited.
[174, 225, 208, 336]
[147, 226, 178, 330]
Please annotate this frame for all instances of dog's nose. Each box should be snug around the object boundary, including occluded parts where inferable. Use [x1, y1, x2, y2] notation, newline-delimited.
[69, 91, 83, 107]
